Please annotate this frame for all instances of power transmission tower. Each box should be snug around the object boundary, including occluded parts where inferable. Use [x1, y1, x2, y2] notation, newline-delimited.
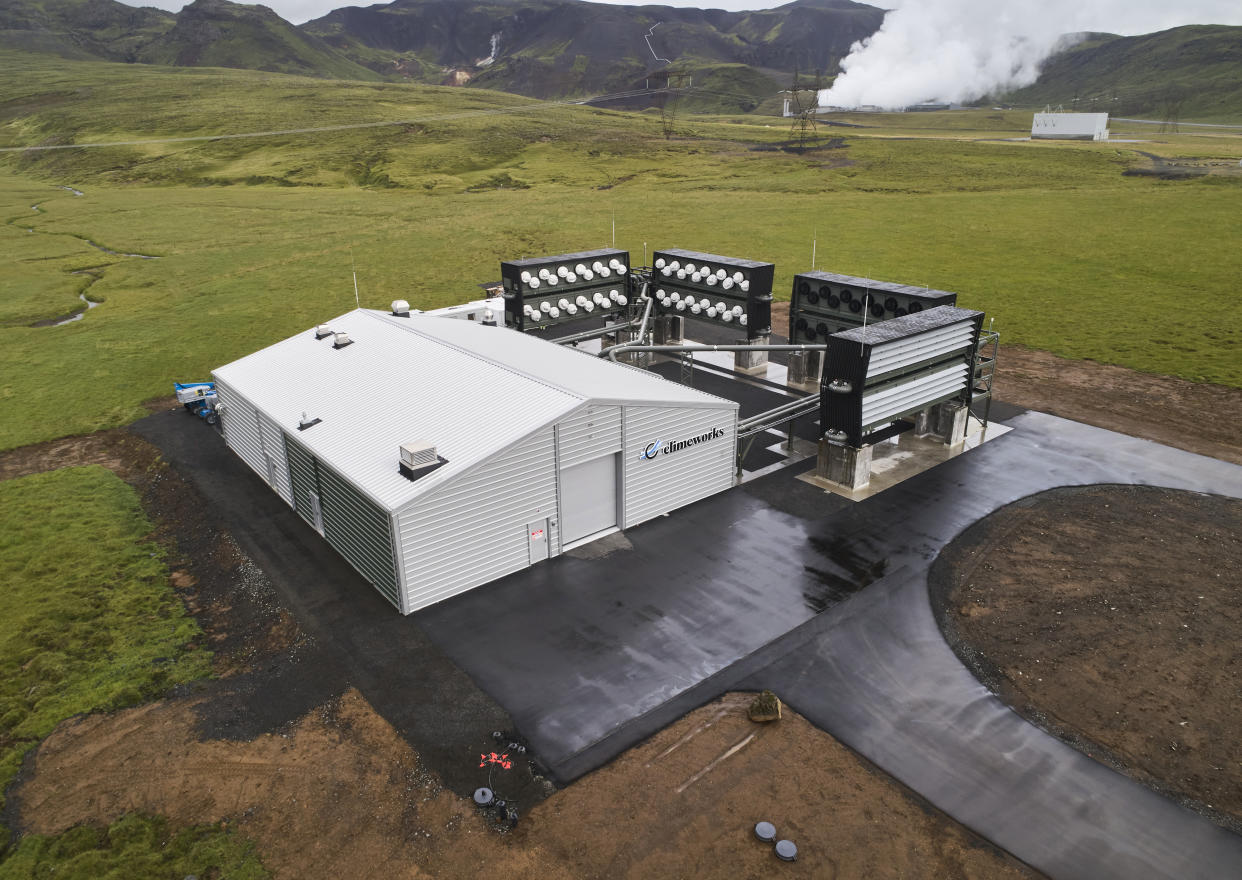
[787, 68, 822, 152]
[1159, 86, 1185, 134]
[657, 68, 692, 140]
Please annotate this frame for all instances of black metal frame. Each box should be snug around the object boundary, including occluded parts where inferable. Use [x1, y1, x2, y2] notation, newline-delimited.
[789, 271, 958, 345]
[501, 248, 631, 332]
[650, 248, 773, 341]
[820, 306, 984, 447]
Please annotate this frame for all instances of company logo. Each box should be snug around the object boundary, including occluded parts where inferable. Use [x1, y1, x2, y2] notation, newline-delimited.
[638, 427, 726, 461]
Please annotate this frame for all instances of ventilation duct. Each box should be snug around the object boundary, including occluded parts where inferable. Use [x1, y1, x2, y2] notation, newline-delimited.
[399, 440, 445, 481]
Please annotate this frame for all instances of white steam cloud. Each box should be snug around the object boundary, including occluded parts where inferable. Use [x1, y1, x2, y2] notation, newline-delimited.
[820, 0, 1242, 110]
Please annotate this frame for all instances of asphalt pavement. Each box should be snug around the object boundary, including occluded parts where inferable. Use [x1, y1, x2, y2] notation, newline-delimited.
[136, 404, 1242, 880]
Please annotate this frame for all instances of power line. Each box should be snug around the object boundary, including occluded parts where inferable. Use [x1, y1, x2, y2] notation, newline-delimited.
[0, 87, 681, 154]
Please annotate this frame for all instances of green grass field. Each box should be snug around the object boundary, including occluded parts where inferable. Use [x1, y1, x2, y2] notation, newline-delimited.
[0, 466, 211, 844]
[0, 813, 266, 880]
[1, 50, 1240, 451]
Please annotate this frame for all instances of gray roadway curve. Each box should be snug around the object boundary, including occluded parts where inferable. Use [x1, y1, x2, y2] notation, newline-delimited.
[738, 411, 1242, 880]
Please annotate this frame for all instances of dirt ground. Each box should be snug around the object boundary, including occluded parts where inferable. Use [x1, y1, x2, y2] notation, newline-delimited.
[3, 342, 1241, 877]
[932, 485, 1242, 832]
[15, 691, 1035, 879]
[992, 345, 1242, 466]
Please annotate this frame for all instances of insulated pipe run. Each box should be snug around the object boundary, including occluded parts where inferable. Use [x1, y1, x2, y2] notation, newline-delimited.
[602, 342, 827, 362]
[737, 391, 821, 429]
[737, 396, 820, 438]
[552, 318, 642, 346]
[634, 281, 655, 342]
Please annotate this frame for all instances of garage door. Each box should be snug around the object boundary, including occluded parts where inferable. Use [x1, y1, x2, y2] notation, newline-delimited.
[560, 454, 618, 545]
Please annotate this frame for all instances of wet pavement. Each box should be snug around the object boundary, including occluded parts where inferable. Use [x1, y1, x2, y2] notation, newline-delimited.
[138, 404, 1242, 879]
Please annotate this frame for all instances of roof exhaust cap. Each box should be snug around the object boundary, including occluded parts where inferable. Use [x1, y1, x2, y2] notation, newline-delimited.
[314, 325, 334, 339]
[332, 332, 353, 349]
[399, 440, 442, 480]
[298, 411, 322, 431]
[391, 300, 411, 317]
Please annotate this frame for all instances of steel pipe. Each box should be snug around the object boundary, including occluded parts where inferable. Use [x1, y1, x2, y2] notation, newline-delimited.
[602, 342, 826, 362]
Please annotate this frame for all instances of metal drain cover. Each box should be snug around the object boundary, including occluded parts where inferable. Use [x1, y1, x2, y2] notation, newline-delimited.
[775, 839, 798, 861]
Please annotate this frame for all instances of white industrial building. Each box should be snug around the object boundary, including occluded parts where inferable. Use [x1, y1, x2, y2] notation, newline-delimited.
[1031, 112, 1110, 141]
[212, 308, 738, 614]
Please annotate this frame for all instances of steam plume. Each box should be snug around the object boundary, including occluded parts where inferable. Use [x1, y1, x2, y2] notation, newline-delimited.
[820, 0, 1242, 110]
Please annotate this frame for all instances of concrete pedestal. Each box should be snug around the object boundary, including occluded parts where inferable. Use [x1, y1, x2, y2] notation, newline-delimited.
[603, 329, 652, 368]
[786, 350, 823, 391]
[817, 438, 872, 490]
[936, 401, 969, 446]
[735, 334, 770, 375]
[653, 315, 683, 346]
[914, 406, 936, 438]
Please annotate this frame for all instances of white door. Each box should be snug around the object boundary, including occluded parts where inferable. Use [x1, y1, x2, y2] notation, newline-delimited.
[528, 519, 549, 564]
[559, 454, 618, 544]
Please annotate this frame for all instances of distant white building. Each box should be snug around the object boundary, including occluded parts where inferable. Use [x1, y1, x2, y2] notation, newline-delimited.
[1031, 112, 1110, 141]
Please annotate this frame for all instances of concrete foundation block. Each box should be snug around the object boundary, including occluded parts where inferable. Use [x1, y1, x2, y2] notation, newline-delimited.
[735, 334, 770, 375]
[787, 352, 809, 386]
[817, 437, 872, 489]
[936, 401, 969, 446]
[603, 329, 651, 367]
[914, 406, 937, 438]
[653, 315, 683, 346]
[786, 350, 824, 390]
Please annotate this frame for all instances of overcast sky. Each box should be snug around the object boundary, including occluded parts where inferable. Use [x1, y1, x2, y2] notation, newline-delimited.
[119, 0, 1242, 30]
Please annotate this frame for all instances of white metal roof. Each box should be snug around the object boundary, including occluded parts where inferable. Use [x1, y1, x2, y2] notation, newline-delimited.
[212, 309, 735, 511]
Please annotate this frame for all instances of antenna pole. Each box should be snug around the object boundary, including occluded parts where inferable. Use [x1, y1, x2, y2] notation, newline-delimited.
[611, 215, 616, 248]
[811, 230, 817, 270]
[351, 248, 360, 309]
[860, 280, 870, 355]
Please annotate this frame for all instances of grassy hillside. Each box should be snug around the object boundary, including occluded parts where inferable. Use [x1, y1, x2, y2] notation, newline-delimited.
[0, 0, 172, 62]
[139, 0, 380, 80]
[1007, 25, 1242, 121]
[303, 0, 883, 98]
[0, 0, 381, 80]
[0, 50, 1239, 450]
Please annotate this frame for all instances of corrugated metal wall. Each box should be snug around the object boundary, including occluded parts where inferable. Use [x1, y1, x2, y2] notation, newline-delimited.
[396, 427, 558, 613]
[215, 377, 268, 484]
[257, 413, 293, 506]
[317, 461, 400, 610]
[284, 433, 400, 610]
[556, 405, 621, 468]
[285, 435, 319, 530]
[622, 406, 736, 528]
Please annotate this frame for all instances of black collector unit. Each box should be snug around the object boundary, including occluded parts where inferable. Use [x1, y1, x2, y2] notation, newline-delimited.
[821, 305, 984, 447]
[501, 248, 632, 331]
[790, 271, 957, 343]
[650, 248, 773, 340]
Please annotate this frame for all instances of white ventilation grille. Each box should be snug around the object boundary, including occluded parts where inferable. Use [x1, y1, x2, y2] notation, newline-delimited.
[400, 441, 438, 470]
[861, 363, 969, 426]
[865, 323, 975, 379]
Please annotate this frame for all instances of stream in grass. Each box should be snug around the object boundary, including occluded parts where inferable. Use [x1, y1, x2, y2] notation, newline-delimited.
[15, 187, 159, 326]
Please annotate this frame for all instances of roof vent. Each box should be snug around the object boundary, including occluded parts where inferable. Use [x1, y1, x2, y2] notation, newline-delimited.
[332, 332, 353, 349]
[399, 440, 445, 481]
[314, 325, 334, 339]
[298, 411, 322, 431]
[391, 300, 411, 317]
